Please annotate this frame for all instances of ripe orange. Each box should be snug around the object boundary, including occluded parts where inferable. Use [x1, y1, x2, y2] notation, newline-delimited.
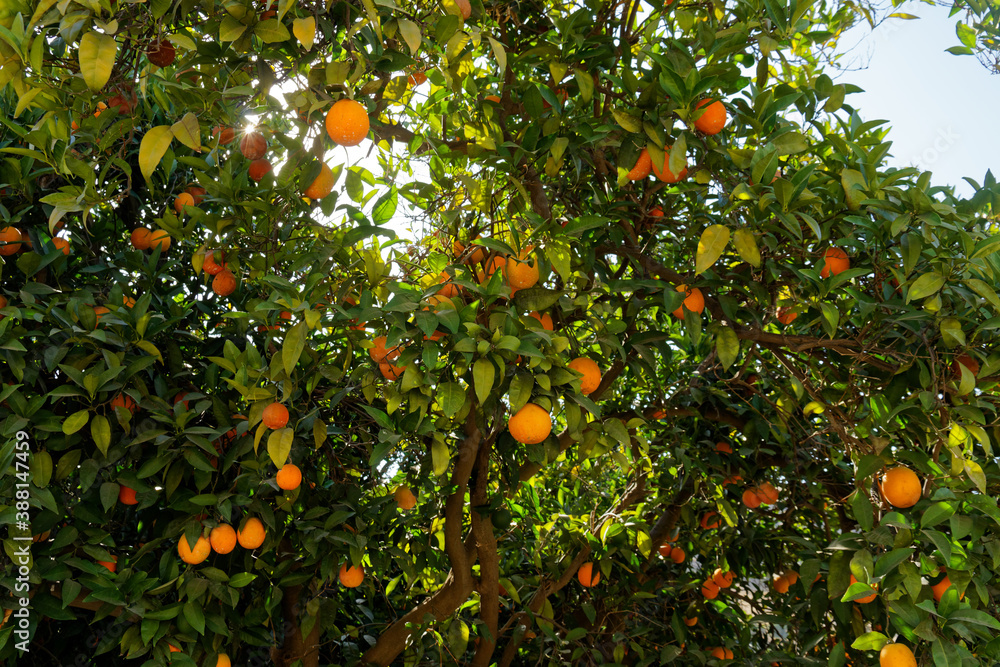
[216, 654, 231, 667]
[701, 579, 720, 599]
[168, 643, 181, 653]
[484, 94, 501, 104]
[239, 131, 267, 160]
[650, 147, 688, 183]
[111, 393, 138, 414]
[508, 403, 551, 444]
[700, 511, 720, 530]
[130, 227, 152, 250]
[53, 237, 71, 255]
[849, 574, 877, 603]
[881, 466, 921, 508]
[147, 38, 176, 67]
[879, 643, 917, 667]
[212, 270, 237, 296]
[118, 485, 138, 505]
[394, 485, 416, 510]
[0, 227, 22, 255]
[772, 573, 790, 593]
[693, 99, 727, 135]
[174, 192, 195, 215]
[237, 517, 266, 549]
[715, 441, 732, 454]
[529, 311, 554, 330]
[567, 357, 601, 395]
[369, 336, 401, 363]
[408, 71, 428, 86]
[98, 555, 117, 573]
[454, 0, 472, 19]
[672, 285, 704, 319]
[435, 272, 460, 298]
[325, 98, 370, 146]
[380, 362, 405, 380]
[202, 250, 226, 275]
[213, 126, 236, 144]
[953, 354, 979, 377]
[710, 647, 734, 660]
[712, 568, 734, 588]
[819, 247, 850, 278]
[178, 535, 211, 564]
[304, 163, 335, 199]
[683, 616, 697, 627]
[248, 158, 272, 182]
[262, 402, 289, 429]
[668, 546, 685, 564]
[478, 255, 506, 284]
[210, 524, 237, 554]
[454, 236, 486, 264]
[506, 256, 539, 289]
[339, 563, 365, 587]
[931, 574, 957, 602]
[276, 463, 302, 490]
[756, 481, 779, 504]
[184, 185, 207, 204]
[577, 562, 600, 587]
[742, 488, 762, 509]
[626, 148, 652, 180]
[776, 307, 798, 325]
[148, 229, 171, 251]
[782, 570, 799, 585]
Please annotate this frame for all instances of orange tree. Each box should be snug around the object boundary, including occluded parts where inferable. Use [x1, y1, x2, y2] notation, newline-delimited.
[2, 0, 1000, 666]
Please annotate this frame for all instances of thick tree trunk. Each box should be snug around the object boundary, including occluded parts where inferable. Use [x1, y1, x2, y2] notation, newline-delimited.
[470, 437, 499, 667]
[270, 583, 320, 667]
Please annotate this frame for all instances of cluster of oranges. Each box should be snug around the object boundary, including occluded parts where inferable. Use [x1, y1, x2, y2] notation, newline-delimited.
[701, 567, 734, 600]
[177, 517, 267, 565]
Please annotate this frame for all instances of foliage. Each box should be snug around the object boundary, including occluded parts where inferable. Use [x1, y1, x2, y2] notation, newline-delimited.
[1, 0, 1000, 666]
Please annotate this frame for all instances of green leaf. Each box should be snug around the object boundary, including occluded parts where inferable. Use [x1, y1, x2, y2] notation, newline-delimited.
[772, 132, 808, 155]
[921, 501, 956, 528]
[91, 414, 110, 456]
[716, 326, 739, 370]
[170, 112, 201, 152]
[966, 278, 1000, 314]
[841, 168, 866, 211]
[431, 434, 449, 476]
[487, 35, 507, 75]
[78, 32, 117, 92]
[139, 126, 174, 184]
[31, 450, 52, 488]
[948, 608, 1000, 630]
[255, 18, 291, 43]
[229, 573, 256, 588]
[182, 600, 205, 635]
[282, 321, 307, 376]
[62, 409, 89, 435]
[437, 383, 466, 419]
[907, 272, 945, 302]
[732, 228, 761, 267]
[398, 19, 421, 55]
[695, 224, 730, 274]
[219, 16, 247, 41]
[99, 482, 118, 511]
[612, 108, 642, 133]
[267, 427, 293, 468]
[873, 548, 913, 580]
[472, 358, 495, 405]
[851, 632, 888, 651]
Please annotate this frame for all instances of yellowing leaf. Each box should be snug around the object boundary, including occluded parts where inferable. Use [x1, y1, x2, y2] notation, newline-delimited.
[219, 16, 247, 42]
[841, 168, 866, 211]
[732, 228, 761, 267]
[398, 19, 421, 55]
[696, 224, 730, 274]
[487, 36, 507, 75]
[612, 108, 642, 134]
[170, 112, 201, 152]
[267, 427, 294, 468]
[431, 434, 450, 476]
[292, 16, 316, 50]
[473, 358, 495, 405]
[139, 125, 173, 184]
[716, 326, 739, 370]
[78, 32, 117, 92]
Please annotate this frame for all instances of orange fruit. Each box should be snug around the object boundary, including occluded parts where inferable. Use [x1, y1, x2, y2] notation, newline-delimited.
[701, 579, 719, 599]
[146, 38, 175, 67]
[148, 229, 171, 252]
[209, 524, 237, 554]
[700, 511, 720, 530]
[772, 574, 790, 593]
[0, 227, 22, 255]
[577, 562, 600, 587]
[648, 206, 664, 218]
[712, 568, 734, 588]
[881, 466, 921, 508]
[212, 270, 237, 296]
[118, 485, 138, 505]
[262, 402, 289, 429]
[776, 307, 798, 325]
[931, 574, 956, 602]
[756, 481, 779, 504]
[394, 486, 416, 510]
[435, 272, 460, 298]
[626, 148, 652, 180]
[369, 335, 401, 363]
[508, 403, 552, 445]
[239, 131, 267, 160]
[650, 147, 688, 183]
[215, 655, 231, 667]
[819, 247, 850, 278]
[715, 441, 732, 454]
[167, 643, 181, 653]
[849, 574, 877, 603]
[408, 71, 428, 86]
[672, 285, 704, 319]
[248, 158, 272, 181]
[683, 616, 697, 627]
[506, 256, 539, 289]
[454, 0, 472, 19]
[478, 255, 506, 284]
[693, 99, 727, 135]
[213, 126, 236, 144]
[742, 488, 762, 509]
[879, 643, 917, 667]
[669, 546, 685, 564]
[953, 354, 979, 377]
[98, 555, 117, 573]
[529, 311, 554, 330]
[202, 250, 226, 275]
[484, 94, 501, 103]
[178, 535, 211, 564]
[304, 163, 335, 199]
[130, 228, 152, 250]
[237, 517, 266, 549]
[454, 236, 486, 264]
[184, 185, 206, 204]
[173, 192, 195, 215]
[782, 570, 799, 585]
[53, 237, 71, 255]
[325, 99, 370, 146]
[567, 357, 601, 395]
[339, 563, 365, 587]
[111, 393, 138, 414]
[380, 362, 405, 380]
[710, 647, 734, 660]
[276, 463, 302, 490]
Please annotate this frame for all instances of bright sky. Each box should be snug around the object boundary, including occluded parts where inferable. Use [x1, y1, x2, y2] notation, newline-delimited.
[833, 4, 1000, 198]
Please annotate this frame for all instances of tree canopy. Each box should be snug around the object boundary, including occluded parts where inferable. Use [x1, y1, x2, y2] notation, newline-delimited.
[2, 0, 1000, 666]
